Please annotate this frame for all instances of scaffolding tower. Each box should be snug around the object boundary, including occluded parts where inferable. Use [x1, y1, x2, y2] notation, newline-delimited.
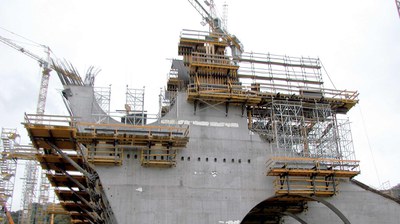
[35, 170, 51, 224]
[18, 160, 38, 224]
[124, 86, 145, 125]
[94, 85, 112, 123]
[0, 128, 51, 224]
[0, 128, 18, 223]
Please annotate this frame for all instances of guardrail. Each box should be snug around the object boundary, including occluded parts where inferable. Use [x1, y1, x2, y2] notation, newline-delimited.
[24, 114, 77, 127]
[187, 82, 358, 102]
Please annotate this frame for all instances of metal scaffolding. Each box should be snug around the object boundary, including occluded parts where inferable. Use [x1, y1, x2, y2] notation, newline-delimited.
[251, 101, 356, 161]
[18, 160, 38, 224]
[35, 170, 50, 224]
[93, 85, 112, 124]
[94, 85, 112, 115]
[125, 86, 145, 125]
[0, 128, 18, 222]
[0, 128, 50, 224]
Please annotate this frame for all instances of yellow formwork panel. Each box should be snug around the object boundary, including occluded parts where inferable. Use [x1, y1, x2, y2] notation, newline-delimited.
[275, 190, 336, 197]
[266, 156, 360, 178]
[273, 175, 338, 197]
[186, 83, 358, 113]
[179, 38, 228, 47]
[267, 168, 360, 178]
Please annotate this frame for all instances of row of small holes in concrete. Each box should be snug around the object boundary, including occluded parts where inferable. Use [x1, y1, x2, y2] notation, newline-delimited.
[126, 154, 250, 164]
[182, 157, 250, 164]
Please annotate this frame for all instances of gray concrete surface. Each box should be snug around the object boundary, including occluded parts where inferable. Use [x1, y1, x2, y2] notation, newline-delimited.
[67, 87, 400, 223]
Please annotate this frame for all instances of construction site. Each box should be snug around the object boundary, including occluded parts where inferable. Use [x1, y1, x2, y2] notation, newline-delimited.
[1, 1, 400, 224]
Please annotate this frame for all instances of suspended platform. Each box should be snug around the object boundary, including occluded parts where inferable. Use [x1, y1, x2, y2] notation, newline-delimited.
[266, 157, 360, 197]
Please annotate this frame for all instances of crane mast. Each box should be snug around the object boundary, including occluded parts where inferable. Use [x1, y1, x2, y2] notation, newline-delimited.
[0, 35, 51, 115]
[187, 0, 243, 57]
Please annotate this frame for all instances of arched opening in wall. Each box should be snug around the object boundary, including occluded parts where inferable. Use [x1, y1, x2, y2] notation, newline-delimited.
[240, 195, 351, 224]
[240, 195, 306, 224]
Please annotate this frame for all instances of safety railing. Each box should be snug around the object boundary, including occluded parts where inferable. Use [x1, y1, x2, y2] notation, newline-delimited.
[180, 29, 228, 45]
[77, 122, 189, 138]
[141, 147, 177, 168]
[266, 156, 360, 177]
[86, 145, 123, 165]
[238, 52, 321, 69]
[24, 114, 77, 127]
[187, 81, 358, 103]
[190, 52, 237, 68]
[273, 176, 338, 196]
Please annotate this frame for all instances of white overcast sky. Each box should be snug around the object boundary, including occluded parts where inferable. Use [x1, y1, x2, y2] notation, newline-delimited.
[1, 0, 399, 202]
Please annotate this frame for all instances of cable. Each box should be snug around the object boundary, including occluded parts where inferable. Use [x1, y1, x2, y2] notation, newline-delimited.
[320, 61, 337, 90]
[358, 104, 382, 188]
[0, 26, 43, 47]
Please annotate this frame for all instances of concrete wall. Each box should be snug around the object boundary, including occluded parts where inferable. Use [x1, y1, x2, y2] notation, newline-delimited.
[95, 92, 275, 223]
[69, 90, 400, 223]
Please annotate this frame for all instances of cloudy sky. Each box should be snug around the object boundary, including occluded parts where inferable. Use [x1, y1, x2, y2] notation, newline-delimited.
[1, 0, 399, 208]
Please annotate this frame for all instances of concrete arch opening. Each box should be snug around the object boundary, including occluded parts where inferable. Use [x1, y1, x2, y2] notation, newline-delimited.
[240, 195, 350, 224]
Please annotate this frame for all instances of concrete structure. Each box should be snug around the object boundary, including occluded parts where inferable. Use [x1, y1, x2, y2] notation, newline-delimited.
[20, 2, 400, 223]
[52, 84, 399, 224]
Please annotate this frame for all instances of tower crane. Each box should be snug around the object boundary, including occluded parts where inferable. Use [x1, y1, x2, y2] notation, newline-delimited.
[0, 35, 51, 115]
[187, 0, 244, 58]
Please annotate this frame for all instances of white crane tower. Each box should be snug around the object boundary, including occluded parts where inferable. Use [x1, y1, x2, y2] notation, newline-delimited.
[0, 35, 51, 115]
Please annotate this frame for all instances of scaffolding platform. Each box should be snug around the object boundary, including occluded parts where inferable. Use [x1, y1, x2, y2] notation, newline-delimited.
[273, 176, 338, 197]
[36, 154, 83, 172]
[141, 145, 177, 167]
[266, 157, 360, 178]
[178, 29, 229, 56]
[23, 113, 190, 223]
[186, 82, 358, 114]
[267, 157, 359, 196]
[47, 173, 87, 188]
[176, 32, 359, 114]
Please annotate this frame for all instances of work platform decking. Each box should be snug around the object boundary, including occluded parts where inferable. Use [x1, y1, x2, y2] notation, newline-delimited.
[266, 157, 360, 197]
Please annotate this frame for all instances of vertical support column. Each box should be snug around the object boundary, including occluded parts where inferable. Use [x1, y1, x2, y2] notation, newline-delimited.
[247, 108, 252, 129]
[193, 99, 198, 115]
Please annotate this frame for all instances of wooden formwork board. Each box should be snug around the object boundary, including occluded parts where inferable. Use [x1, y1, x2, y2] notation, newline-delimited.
[186, 83, 358, 114]
[46, 174, 87, 188]
[55, 189, 91, 202]
[267, 168, 360, 178]
[36, 154, 83, 172]
[275, 190, 336, 197]
[266, 156, 360, 178]
[187, 93, 261, 105]
[25, 124, 77, 150]
[60, 201, 93, 213]
[179, 38, 228, 48]
[25, 124, 76, 138]
[141, 160, 176, 168]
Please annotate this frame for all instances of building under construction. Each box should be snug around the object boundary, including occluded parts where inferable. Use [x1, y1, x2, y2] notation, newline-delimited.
[1, 1, 400, 223]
